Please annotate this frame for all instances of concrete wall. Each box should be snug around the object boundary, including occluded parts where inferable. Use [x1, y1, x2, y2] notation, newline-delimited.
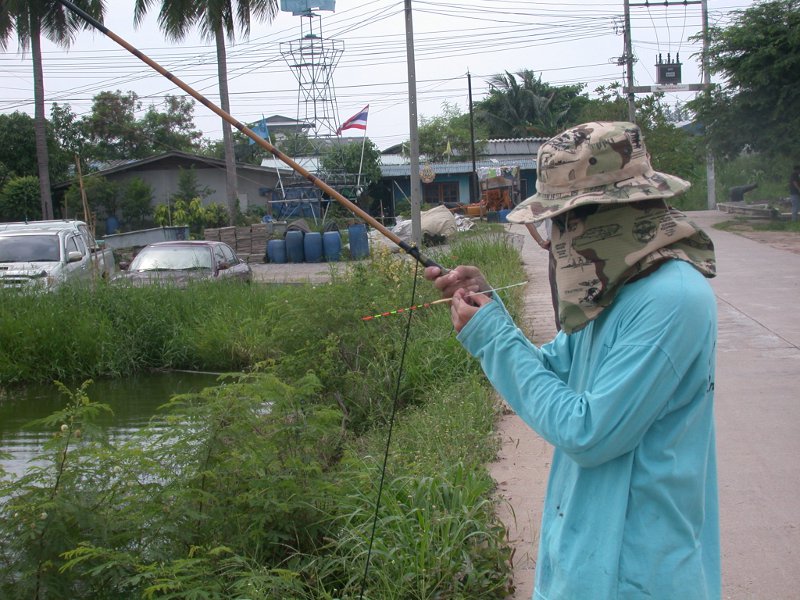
[106, 167, 281, 212]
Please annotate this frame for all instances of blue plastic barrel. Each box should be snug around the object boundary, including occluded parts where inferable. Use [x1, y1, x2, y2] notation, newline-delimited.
[348, 223, 369, 260]
[105, 215, 119, 235]
[323, 231, 342, 262]
[498, 209, 511, 222]
[303, 231, 323, 263]
[267, 239, 287, 264]
[285, 230, 305, 263]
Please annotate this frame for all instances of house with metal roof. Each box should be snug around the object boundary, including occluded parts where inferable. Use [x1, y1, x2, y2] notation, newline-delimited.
[379, 138, 545, 210]
[53, 151, 293, 217]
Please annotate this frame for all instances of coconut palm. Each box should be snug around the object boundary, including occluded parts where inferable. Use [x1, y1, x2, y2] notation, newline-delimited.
[134, 0, 279, 225]
[479, 69, 587, 138]
[0, 1, 106, 220]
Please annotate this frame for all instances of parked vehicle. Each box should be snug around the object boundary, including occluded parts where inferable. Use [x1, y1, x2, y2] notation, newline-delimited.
[113, 241, 252, 287]
[0, 220, 115, 291]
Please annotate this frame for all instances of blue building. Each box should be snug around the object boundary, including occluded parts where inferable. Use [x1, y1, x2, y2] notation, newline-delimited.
[379, 138, 545, 209]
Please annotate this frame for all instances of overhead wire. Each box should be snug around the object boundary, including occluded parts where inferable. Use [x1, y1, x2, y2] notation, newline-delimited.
[0, 0, 741, 143]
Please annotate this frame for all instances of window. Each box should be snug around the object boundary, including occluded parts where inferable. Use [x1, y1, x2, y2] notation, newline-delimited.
[220, 244, 237, 265]
[213, 244, 226, 267]
[422, 182, 459, 205]
[67, 236, 83, 256]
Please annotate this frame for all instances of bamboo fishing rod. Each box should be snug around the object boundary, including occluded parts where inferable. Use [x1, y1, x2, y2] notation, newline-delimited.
[56, 0, 444, 271]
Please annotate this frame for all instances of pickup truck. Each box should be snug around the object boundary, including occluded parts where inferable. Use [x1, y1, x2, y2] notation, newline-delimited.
[0, 220, 115, 291]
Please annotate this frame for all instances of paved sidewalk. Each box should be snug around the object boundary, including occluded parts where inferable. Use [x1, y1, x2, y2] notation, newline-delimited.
[490, 211, 800, 600]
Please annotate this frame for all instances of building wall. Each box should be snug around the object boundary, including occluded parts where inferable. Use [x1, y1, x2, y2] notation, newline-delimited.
[105, 167, 282, 212]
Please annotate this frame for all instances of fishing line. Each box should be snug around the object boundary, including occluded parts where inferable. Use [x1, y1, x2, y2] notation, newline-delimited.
[358, 260, 422, 600]
[361, 280, 529, 321]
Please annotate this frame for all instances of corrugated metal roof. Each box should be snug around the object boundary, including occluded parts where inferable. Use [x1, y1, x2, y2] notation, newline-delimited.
[380, 158, 536, 178]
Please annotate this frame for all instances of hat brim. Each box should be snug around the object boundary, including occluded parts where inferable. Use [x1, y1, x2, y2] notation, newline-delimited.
[506, 170, 690, 224]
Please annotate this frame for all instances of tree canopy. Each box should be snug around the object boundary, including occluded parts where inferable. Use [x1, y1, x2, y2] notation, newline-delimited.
[0, 0, 106, 219]
[477, 70, 588, 138]
[418, 102, 487, 162]
[687, 0, 800, 156]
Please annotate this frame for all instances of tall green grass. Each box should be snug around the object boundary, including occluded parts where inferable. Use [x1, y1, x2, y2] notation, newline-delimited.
[0, 233, 526, 598]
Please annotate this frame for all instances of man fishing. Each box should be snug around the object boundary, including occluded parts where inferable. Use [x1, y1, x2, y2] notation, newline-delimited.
[426, 122, 720, 599]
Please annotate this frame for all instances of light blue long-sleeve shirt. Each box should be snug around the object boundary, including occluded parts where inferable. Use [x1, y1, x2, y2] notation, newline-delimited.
[458, 260, 720, 599]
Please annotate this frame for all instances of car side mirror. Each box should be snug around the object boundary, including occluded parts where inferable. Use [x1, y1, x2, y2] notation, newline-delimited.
[218, 261, 230, 271]
[67, 251, 83, 263]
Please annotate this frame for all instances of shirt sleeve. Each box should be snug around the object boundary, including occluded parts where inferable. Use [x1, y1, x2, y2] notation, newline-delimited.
[457, 300, 683, 468]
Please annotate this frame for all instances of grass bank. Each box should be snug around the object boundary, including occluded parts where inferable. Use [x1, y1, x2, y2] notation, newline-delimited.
[0, 230, 527, 599]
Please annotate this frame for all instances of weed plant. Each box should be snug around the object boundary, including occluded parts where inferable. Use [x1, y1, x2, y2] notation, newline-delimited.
[0, 233, 526, 598]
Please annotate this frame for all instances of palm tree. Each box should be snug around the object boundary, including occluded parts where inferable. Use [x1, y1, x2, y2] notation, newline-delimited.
[479, 70, 587, 139]
[134, 0, 278, 226]
[0, 1, 106, 220]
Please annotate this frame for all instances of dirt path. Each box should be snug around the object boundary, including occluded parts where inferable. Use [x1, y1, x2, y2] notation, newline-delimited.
[489, 223, 557, 599]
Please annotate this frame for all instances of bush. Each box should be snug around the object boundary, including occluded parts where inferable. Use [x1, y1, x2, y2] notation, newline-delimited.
[0, 175, 41, 221]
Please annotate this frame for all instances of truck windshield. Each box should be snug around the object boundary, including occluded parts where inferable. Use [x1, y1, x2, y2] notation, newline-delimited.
[0, 235, 60, 262]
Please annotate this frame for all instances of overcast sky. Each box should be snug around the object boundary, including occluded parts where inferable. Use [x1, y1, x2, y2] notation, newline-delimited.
[0, 0, 755, 151]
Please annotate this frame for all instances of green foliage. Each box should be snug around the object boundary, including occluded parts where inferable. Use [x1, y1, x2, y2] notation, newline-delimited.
[203, 202, 228, 228]
[276, 132, 315, 157]
[0, 175, 42, 221]
[0, 111, 70, 184]
[321, 138, 382, 186]
[82, 90, 144, 161]
[64, 175, 119, 219]
[119, 177, 154, 229]
[172, 166, 213, 204]
[0, 370, 511, 598]
[0, 112, 39, 178]
[419, 101, 487, 161]
[77, 91, 202, 162]
[0, 380, 114, 599]
[712, 152, 795, 205]
[140, 95, 202, 153]
[477, 69, 588, 138]
[687, 0, 800, 156]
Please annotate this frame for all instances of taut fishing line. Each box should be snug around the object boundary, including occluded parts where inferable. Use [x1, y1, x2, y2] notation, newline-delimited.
[358, 261, 422, 600]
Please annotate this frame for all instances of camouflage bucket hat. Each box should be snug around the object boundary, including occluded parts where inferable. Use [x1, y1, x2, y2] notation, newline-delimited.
[507, 121, 690, 224]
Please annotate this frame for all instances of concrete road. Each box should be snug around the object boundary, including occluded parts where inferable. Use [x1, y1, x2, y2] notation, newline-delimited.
[492, 212, 800, 600]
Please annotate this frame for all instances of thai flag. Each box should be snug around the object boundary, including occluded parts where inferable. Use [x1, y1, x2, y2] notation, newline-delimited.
[337, 105, 369, 135]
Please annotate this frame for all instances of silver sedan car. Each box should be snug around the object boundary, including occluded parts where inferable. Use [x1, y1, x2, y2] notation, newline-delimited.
[114, 241, 252, 286]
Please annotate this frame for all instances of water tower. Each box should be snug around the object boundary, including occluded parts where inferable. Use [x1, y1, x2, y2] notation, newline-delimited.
[280, 1, 343, 139]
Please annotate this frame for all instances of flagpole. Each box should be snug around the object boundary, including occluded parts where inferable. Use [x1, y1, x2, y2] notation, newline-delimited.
[356, 127, 367, 189]
[265, 116, 286, 201]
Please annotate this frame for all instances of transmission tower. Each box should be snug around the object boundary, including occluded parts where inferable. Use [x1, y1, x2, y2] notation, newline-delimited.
[280, 6, 343, 140]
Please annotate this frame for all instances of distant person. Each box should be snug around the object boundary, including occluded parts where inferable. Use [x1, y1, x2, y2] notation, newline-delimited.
[524, 220, 560, 331]
[790, 164, 800, 222]
[426, 122, 720, 599]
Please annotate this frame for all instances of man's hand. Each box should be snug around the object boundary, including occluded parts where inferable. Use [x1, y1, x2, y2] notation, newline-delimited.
[450, 288, 493, 332]
[424, 265, 490, 298]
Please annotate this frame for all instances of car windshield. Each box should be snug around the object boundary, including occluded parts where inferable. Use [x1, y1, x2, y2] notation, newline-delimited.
[0, 235, 60, 262]
[129, 246, 213, 271]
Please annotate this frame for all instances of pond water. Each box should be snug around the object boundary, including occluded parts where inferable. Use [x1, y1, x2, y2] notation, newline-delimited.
[0, 371, 221, 477]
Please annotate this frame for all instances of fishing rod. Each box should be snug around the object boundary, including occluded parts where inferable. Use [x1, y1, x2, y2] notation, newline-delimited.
[55, 0, 444, 272]
[361, 281, 528, 321]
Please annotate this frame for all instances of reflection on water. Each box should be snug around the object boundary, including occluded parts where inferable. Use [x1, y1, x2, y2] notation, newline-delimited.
[0, 371, 221, 477]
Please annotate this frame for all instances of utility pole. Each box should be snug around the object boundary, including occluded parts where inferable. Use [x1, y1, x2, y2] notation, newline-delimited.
[623, 0, 713, 207]
[623, 0, 636, 122]
[701, 0, 716, 209]
[468, 71, 478, 204]
[404, 0, 422, 247]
